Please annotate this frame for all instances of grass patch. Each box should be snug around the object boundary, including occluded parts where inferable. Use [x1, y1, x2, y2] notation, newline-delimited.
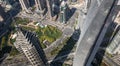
[1, 32, 11, 48]
[0, 32, 19, 56]
[36, 25, 62, 48]
[2, 33, 22, 56]
[14, 17, 30, 25]
[62, 64, 71, 66]
[9, 47, 19, 56]
[22, 26, 35, 31]
[11, 17, 62, 49]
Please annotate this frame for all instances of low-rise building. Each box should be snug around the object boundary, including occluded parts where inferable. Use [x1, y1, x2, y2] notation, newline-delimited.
[106, 29, 120, 55]
[112, 54, 120, 65]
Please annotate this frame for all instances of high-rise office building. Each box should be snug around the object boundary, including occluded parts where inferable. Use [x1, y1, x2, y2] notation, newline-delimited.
[106, 29, 120, 55]
[14, 29, 47, 66]
[0, 0, 12, 11]
[59, 1, 68, 23]
[19, 0, 30, 13]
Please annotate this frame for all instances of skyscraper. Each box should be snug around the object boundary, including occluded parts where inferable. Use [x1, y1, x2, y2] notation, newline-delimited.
[19, 0, 30, 13]
[73, 0, 115, 66]
[14, 29, 48, 66]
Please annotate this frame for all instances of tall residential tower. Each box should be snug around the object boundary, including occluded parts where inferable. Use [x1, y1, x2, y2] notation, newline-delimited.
[14, 29, 48, 66]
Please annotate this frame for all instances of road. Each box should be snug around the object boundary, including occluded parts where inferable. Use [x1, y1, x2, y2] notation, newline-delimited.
[17, 10, 75, 55]
[48, 52, 75, 63]
[17, 11, 47, 22]
[17, 12, 74, 31]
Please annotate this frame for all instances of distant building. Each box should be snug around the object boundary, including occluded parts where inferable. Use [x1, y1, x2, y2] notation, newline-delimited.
[53, 0, 60, 5]
[0, 5, 6, 22]
[69, 0, 77, 3]
[19, 0, 30, 13]
[52, 3, 59, 14]
[0, 0, 13, 11]
[14, 29, 48, 66]
[106, 29, 120, 55]
[0, 16, 4, 22]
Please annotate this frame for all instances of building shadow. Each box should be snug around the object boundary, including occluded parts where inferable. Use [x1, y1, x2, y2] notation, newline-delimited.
[66, 8, 76, 22]
[0, 0, 21, 64]
[40, 0, 48, 16]
[50, 29, 80, 66]
[92, 22, 118, 66]
[111, 24, 120, 41]
[7, 2, 21, 17]
[101, 22, 118, 47]
[43, 7, 48, 16]
[0, 0, 21, 38]
[29, 0, 35, 7]
[0, 46, 12, 63]
[92, 0, 120, 65]
[0, 32, 12, 64]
